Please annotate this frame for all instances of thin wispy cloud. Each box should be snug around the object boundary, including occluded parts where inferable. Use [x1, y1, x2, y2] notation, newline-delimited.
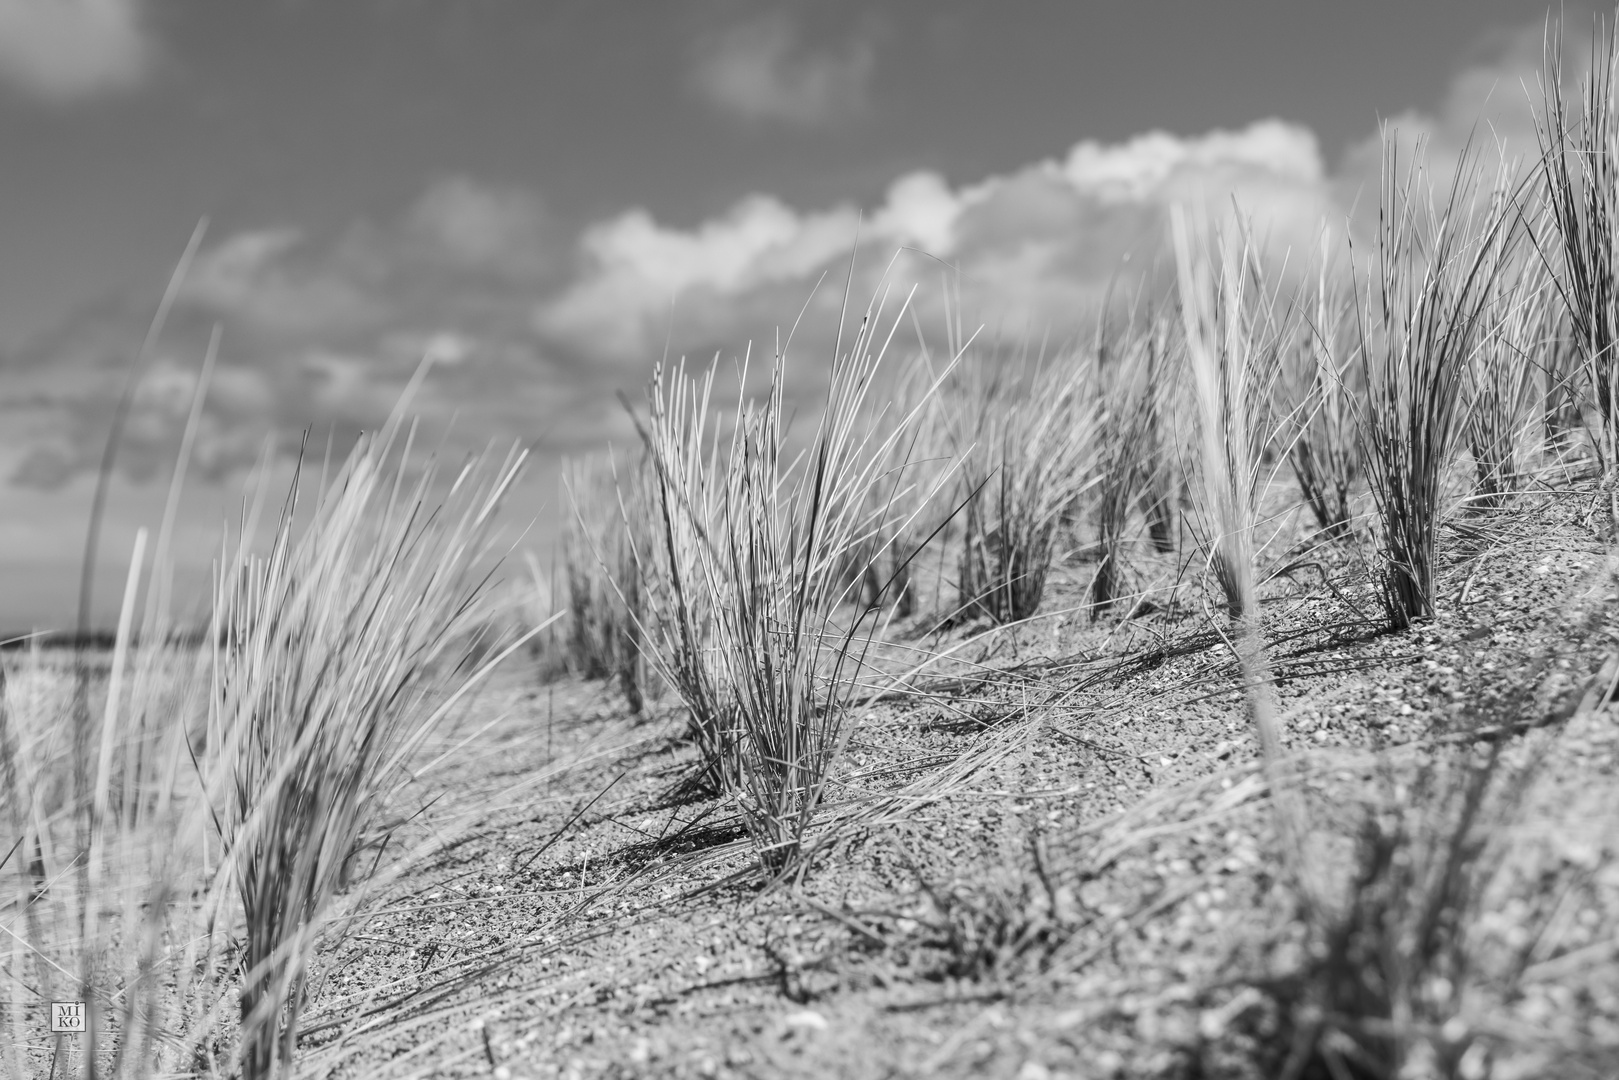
[689, 12, 876, 127]
[0, 0, 151, 103]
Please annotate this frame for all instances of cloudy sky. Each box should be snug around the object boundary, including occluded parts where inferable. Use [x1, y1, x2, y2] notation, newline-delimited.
[0, 0, 1604, 631]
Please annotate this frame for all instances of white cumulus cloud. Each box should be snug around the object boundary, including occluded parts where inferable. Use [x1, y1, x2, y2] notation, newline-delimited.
[181, 228, 384, 339]
[404, 176, 553, 277]
[690, 12, 875, 127]
[0, 0, 150, 103]
[537, 119, 1337, 364]
[1062, 119, 1323, 203]
[536, 195, 864, 360]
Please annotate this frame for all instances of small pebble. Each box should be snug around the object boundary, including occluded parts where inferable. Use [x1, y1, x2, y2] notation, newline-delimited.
[1094, 1049, 1125, 1076]
[783, 1009, 828, 1034]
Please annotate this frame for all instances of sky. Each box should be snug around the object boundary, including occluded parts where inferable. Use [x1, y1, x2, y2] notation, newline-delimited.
[0, 0, 1609, 632]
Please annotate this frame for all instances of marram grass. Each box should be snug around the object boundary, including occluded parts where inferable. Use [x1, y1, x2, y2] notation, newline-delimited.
[626, 275, 957, 874]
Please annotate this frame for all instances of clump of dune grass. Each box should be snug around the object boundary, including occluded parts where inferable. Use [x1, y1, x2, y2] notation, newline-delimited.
[1245, 733, 1613, 1080]
[561, 451, 651, 712]
[846, 527, 918, 616]
[629, 274, 952, 873]
[1139, 313, 1186, 555]
[1352, 138, 1523, 629]
[942, 341, 1099, 625]
[1539, 302, 1587, 459]
[1536, 18, 1619, 492]
[905, 831, 1083, 984]
[1, 334, 546, 1079]
[1466, 252, 1558, 511]
[1286, 234, 1363, 541]
[517, 549, 569, 681]
[207, 370, 532, 1078]
[831, 497, 920, 619]
[1274, 754, 1505, 1079]
[1090, 314, 1173, 619]
[826, 357, 948, 620]
[623, 357, 738, 795]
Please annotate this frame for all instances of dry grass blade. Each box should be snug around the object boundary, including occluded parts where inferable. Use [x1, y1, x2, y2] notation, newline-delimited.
[1172, 206, 1315, 902]
[1172, 207, 1300, 621]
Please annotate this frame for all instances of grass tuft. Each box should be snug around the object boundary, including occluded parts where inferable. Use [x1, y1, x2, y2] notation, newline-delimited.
[1091, 312, 1179, 618]
[945, 344, 1100, 625]
[208, 384, 530, 1078]
[1246, 737, 1599, 1080]
[1352, 136, 1523, 629]
[1286, 234, 1363, 541]
[910, 832, 1083, 983]
[1536, 16, 1619, 493]
[560, 452, 652, 712]
[628, 272, 952, 874]
[1466, 253, 1557, 511]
